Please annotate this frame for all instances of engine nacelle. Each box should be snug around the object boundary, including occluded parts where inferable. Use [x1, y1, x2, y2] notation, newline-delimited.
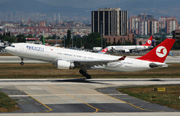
[124, 49, 130, 53]
[56, 60, 75, 69]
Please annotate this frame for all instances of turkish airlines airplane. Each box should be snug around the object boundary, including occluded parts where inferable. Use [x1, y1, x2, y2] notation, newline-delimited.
[5, 38, 175, 79]
[106, 36, 153, 53]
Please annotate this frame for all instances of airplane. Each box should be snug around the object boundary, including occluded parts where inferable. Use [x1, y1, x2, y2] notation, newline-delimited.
[106, 36, 153, 53]
[5, 38, 175, 79]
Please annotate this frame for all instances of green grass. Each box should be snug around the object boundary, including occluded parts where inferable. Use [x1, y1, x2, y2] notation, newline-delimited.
[117, 85, 180, 110]
[0, 63, 180, 79]
[0, 92, 19, 112]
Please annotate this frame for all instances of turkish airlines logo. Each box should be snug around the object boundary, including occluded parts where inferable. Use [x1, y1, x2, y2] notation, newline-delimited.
[102, 48, 108, 53]
[156, 46, 167, 58]
[148, 40, 151, 44]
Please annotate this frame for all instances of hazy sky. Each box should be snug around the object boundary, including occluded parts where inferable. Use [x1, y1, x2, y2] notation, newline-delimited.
[37, 0, 127, 8]
[0, 0, 170, 8]
[0, 0, 179, 8]
[32, 0, 180, 8]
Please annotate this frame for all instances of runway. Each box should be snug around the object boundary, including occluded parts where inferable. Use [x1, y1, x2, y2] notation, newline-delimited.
[0, 56, 180, 63]
[0, 78, 180, 116]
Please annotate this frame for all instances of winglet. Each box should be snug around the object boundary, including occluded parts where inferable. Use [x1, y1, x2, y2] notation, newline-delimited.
[118, 56, 126, 60]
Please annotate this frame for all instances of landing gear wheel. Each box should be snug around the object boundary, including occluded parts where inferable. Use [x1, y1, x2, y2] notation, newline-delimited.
[86, 75, 91, 79]
[20, 62, 24, 65]
[20, 58, 24, 65]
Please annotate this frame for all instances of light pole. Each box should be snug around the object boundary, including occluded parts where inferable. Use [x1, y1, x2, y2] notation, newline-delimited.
[64, 37, 65, 48]
[101, 21, 103, 48]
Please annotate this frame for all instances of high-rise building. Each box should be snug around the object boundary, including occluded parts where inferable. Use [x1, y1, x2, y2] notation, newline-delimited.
[139, 20, 148, 35]
[138, 13, 154, 21]
[149, 20, 159, 35]
[166, 17, 178, 34]
[159, 17, 167, 29]
[130, 13, 157, 36]
[91, 8, 128, 36]
[159, 17, 178, 34]
[129, 16, 140, 34]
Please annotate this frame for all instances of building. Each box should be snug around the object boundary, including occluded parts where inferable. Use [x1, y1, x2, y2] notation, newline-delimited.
[159, 17, 178, 34]
[138, 13, 154, 21]
[139, 20, 148, 35]
[39, 21, 47, 27]
[129, 16, 140, 35]
[129, 13, 158, 36]
[166, 17, 178, 34]
[91, 8, 128, 36]
[148, 20, 159, 35]
[159, 17, 167, 29]
[173, 30, 180, 39]
[92, 8, 133, 45]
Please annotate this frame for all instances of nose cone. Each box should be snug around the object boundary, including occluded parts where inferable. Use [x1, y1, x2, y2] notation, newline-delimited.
[5, 46, 13, 53]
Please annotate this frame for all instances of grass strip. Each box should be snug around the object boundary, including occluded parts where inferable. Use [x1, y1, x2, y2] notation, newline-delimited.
[0, 63, 180, 79]
[117, 85, 180, 110]
[0, 92, 19, 112]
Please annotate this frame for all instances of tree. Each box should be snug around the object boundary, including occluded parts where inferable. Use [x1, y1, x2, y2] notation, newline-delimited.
[84, 33, 101, 49]
[6, 32, 11, 37]
[16, 34, 26, 42]
[113, 38, 116, 45]
[107, 41, 111, 46]
[125, 40, 133, 45]
[74, 37, 83, 48]
[66, 30, 71, 47]
[4, 36, 16, 43]
[117, 40, 121, 45]
[26, 35, 34, 38]
[173, 39, 180, 49]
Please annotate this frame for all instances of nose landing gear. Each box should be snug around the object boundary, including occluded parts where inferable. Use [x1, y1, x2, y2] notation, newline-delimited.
[20, 58, 24, 65]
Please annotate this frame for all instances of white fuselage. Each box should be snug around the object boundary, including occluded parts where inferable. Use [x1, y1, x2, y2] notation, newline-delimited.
[107, 45, 152, 53]
[5, 43, 167, 72]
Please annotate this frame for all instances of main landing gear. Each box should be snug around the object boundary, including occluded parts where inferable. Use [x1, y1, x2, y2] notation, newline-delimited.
[79, 69, 91, 79]
[20, 58, 24, 65]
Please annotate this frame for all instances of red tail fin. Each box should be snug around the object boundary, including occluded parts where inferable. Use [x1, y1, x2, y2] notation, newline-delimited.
[136, 38, 176, 63]
[142, 36, 153, 46]
[100, 48, 108, 54]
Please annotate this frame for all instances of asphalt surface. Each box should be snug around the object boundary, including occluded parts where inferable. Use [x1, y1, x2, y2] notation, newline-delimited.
[0, 79, 180, 116]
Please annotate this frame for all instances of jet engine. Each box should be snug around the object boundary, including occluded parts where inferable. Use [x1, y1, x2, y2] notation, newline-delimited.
[56, 60, 75, 69]
[124, 49, 130, 53]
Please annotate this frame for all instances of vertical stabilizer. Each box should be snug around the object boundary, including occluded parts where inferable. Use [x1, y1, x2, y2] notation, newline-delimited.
[137, 38, 176, 63]
[142, 36, 153, 46]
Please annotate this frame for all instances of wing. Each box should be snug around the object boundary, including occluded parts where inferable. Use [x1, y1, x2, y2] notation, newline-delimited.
[74, 56, 126, 69]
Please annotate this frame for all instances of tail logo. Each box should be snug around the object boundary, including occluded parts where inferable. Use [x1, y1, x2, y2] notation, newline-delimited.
[102, 48, 108, 52]
[148, 40, 152, 44]
[156, 46, 167, 58]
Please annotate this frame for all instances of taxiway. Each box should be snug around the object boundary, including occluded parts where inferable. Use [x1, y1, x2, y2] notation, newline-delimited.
[0, 78, 180, 116]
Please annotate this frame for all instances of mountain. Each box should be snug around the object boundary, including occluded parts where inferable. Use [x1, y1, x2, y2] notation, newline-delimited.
[107, 0, 180, 19]
[0, 0, 180, 21]
[0, 0, 88, 16]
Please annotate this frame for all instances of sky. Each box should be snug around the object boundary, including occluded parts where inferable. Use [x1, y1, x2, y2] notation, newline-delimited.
[0, 0, 179, 8]
[31, 0, 180, 8]
[36, 0, 127, 8]
[0, 0, 177, 8]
